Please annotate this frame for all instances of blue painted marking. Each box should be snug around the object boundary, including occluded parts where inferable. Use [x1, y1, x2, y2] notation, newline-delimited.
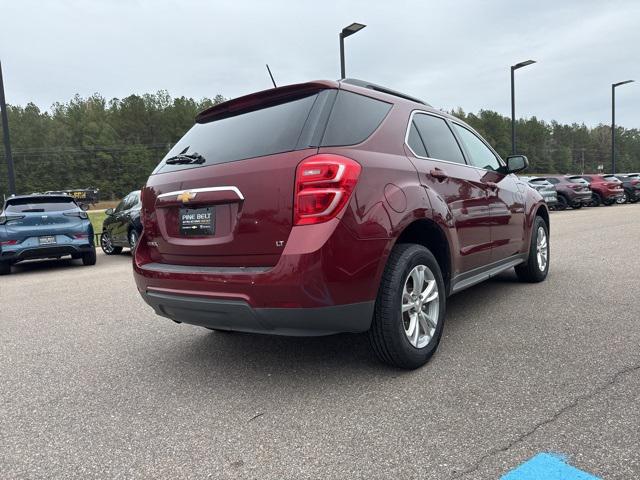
[501, 453, 601, 480]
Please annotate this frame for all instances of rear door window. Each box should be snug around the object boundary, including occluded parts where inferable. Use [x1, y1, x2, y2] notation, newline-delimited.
[320, 91, 392, 147]
[410, 113, 466, 164]
[5, 197, 77, 213]
[155, 93, 320, 174]
[452, 124, 501, 171]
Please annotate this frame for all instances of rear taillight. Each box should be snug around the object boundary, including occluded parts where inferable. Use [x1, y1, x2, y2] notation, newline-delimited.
[0, 239, 18, 246]
[64, 211, 89, 219]
[73, 233, 89, 239]
[568, 184, 580, 190]
[294, 154, 361, 226]
[0, 214, 25, 225]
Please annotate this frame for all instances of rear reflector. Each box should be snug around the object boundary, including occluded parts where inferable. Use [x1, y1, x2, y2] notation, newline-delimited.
[0, 239, 18, 246]
[73, 233, 89, 239]
[294, 154, 361, 226]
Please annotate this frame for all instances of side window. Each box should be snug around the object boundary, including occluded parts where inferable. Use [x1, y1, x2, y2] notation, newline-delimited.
[115, 197, 128, 213]
[320, 91, 392, 147]
[407, 122, 428, 157]
[411, 113, 466, 164]
[452, 124, 501, 171]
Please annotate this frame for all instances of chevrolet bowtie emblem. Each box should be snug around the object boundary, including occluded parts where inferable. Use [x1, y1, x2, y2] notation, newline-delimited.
[177, 191, 196, 203]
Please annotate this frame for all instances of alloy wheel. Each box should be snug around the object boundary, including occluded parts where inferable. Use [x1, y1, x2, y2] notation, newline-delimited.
[101, 233, 114, 254]
[536, 227, 548, 271]
[401, 265, 439, 349]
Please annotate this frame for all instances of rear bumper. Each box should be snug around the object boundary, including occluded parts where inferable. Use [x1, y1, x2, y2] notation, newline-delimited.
[133, 217, 389, 335]
[141, 290, 374, 336]
[0, 243, 94, 263]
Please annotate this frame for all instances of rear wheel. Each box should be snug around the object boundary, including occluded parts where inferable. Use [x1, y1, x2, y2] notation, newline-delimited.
[101, 232, 122, 255]
[515, 216, 549, 283]
[590, 193, 602, 207]
[572, 202, 582, 210]
[369, 244, 446, 369]
[82, 248, 97, 266]
[0, 261, 11, 275]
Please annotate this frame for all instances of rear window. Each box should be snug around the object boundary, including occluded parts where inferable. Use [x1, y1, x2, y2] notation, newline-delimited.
[602, 175, 620, 182]
[529, 178, 548, 185]
[568, 177, 588, 184]
[5, 197, 77, 213]
[320, 91, 392, 147]
[154, 93, 320, 173]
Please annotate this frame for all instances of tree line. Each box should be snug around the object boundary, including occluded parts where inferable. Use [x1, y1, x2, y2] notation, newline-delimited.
[1, 92, 639, 201]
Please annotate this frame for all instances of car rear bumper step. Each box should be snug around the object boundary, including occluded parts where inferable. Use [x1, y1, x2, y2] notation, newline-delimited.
[141, 290, 374, 337]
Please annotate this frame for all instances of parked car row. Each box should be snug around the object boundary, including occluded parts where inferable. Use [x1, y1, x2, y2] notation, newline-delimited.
[518, 173, 638, 210]
[2, 78, 637, 370]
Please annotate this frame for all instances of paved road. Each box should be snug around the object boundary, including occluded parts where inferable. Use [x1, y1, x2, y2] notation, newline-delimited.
[2, 205, 639, 479]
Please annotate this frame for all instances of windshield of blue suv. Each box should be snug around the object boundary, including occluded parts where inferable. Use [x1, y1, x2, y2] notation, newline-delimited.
[4, 197, 78, 213]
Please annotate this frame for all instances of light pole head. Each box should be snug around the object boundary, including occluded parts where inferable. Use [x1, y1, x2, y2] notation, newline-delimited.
[512, 60, 536, 70]
[341, 22, 366, 38]
[613, 79, 634, 88]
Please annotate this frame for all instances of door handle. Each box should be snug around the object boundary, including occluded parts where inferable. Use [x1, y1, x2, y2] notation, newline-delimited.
[429, 168, 448, 181]
[486, 181, 499, 190]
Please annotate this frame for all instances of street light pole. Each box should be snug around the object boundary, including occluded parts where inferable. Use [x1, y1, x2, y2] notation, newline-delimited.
[510, 59, 536, 155]
[611, 79, 634, 174]
[339, 22, 366, 79]
[0, 60, 16, 195]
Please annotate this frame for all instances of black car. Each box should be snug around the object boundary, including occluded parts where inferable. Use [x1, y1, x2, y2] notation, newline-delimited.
[614, 174, 640, 203]
[100, 190, 142, 255]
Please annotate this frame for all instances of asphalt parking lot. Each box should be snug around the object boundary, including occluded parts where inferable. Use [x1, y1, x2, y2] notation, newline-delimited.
[1, 205, 639, 479]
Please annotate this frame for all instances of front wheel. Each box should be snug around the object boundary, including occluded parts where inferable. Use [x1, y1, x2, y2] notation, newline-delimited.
[101, 232, 123, 255]
[128, 229, 139, 250]
[555, 195, 568, 211]
[369, 244, 446, 369]
[515, 216, 549, 283]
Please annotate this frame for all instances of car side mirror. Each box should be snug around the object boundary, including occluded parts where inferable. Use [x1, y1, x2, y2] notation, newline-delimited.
[80, 203, 90, 211]
[105, 208, 114, 216]
[504, 155, 529, 174]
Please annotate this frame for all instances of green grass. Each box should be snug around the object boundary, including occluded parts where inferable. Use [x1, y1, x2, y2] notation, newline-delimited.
[88, 210, 107, 234]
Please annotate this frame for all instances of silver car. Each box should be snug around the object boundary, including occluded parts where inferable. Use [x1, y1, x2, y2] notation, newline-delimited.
[519, 176, 558, 208]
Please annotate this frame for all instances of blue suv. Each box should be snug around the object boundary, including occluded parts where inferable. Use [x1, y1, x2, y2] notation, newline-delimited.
[0, 194, 96, 275]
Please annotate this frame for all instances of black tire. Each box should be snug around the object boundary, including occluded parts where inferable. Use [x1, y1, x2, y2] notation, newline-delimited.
[100, 232, 122, 255]
[572, 203, 583, 210]
[515, 216, 549, 283]
[591, 193, 602, 207]
[128, 229, 139, 250]
[0, 261, 11, 275]
[82, 248, 97, 266]
[369, 244, 446, 369]
[556, 195, 568, 211]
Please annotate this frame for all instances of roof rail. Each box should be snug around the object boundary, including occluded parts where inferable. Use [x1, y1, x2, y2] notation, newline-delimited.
[341, 78, 431, 107]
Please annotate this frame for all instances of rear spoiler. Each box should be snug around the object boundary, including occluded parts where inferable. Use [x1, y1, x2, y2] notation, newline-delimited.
[195, 80, 338, 124]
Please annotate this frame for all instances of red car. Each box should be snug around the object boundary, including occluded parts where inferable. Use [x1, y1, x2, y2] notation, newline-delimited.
[133, 79, 550, 369]
[581, 174, 624, 206]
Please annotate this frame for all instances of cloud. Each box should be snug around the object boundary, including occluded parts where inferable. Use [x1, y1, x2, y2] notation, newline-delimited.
[1, 0, 637, 126]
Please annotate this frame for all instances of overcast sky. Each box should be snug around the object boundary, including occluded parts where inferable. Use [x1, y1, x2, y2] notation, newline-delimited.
[1, 0, 638, 127]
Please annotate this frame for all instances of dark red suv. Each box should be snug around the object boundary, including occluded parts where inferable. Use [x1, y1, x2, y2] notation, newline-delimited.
[581, 174, 624, 206]
[134, 79, 550, 369]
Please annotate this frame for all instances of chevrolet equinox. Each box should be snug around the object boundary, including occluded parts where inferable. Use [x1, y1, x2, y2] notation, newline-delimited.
[134, 79, 550, 369]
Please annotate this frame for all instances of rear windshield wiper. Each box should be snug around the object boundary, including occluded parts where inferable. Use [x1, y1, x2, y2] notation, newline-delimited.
[165, 152, 206, 165]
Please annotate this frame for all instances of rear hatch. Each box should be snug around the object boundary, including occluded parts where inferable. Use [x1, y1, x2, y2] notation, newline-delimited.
[566, 176, 591, 193]
[143, 82, 337, 267]
[142, 80, 393, 267]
